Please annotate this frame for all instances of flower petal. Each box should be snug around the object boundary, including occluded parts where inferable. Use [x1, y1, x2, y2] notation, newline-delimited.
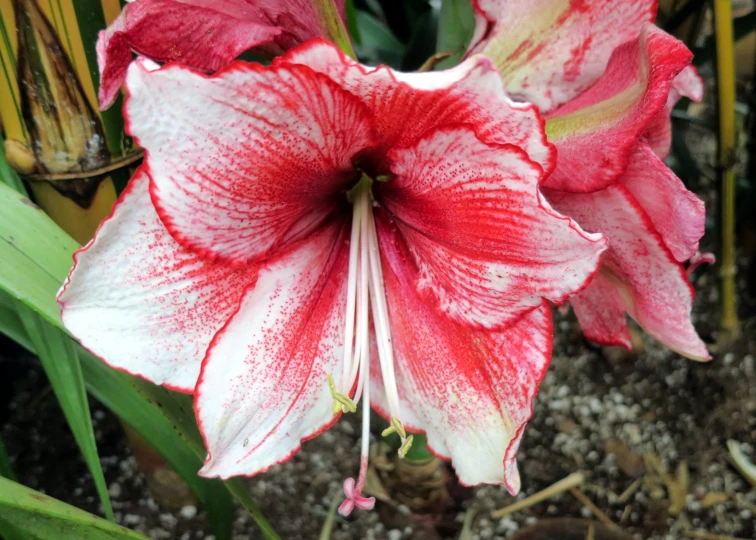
[96, 0, 282, 109]
[277, 40, 555, 174]
[125, 59, 375, 267]
[57, 169, 257, 392]
[467, 0, 657, 113]
[546, 184, 710, 360]
[195, 220, 350, 478]
[379, 124, 606, 329]
[371, 214, 552, 490]
[543, 24, 694, 193]
[96, 0, 348, 109]
[619, 142, 705, 262]
[570, 270, 633, 350]
[646, 65, 704, 160]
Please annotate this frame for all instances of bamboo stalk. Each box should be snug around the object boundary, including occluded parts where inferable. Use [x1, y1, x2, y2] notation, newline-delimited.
[714, 0, 740, 340]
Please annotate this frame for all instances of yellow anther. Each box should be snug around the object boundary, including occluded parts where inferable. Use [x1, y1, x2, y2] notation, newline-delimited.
[398, 435, 414, 458]
[381, 416, 406, 439]
[327, 374, 357, 414]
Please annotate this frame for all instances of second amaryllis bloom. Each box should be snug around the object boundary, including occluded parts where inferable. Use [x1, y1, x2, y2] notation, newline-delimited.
[469, 0, 710, 360]
[58, 39, 606, 508]
[95, 0, 346, 109]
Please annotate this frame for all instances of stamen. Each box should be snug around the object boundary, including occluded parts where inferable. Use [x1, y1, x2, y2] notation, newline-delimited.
[381, 416, 407, 439]
[365, 200, 412, 458]
[398, 435, 414, 458]
[339, 187, 363, 391]
[327, 374, 356, 414]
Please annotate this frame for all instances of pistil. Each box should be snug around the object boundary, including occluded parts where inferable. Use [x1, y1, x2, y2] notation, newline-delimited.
[333, 176, 412, 516]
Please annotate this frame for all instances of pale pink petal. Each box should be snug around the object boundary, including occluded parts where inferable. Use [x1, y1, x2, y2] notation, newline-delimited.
[57, 169, 257, 392]
[570, 270, 633, 350]
[278, 40, 555, 175]
[96, 0, 347, 109]
[467, 0, 657, 113]
[371, 214, 553, 490]
[195, 221, 350, 478]
[546, 184, 710, 361]
[124, 59, 375, 267]
[342, 477, 355, 498]
[379, 124, 606, 329]
[337, 499, 355, 516]
[646, 65, 705, 159]
[687, 252, 715, 276]
[619, 142, 705, 262]
[543, 24, 694, 193]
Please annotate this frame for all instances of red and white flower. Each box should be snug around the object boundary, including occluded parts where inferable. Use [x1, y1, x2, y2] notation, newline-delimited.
[96, 0, 346, 109]
[58, 39, 606, 508]
[469, 0, 711, 360]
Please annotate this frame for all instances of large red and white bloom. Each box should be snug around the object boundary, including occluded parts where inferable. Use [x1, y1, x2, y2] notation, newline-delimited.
[96, 0, 346, 109]
[469, 0, 710, 360]
[58, 39, 607, 507]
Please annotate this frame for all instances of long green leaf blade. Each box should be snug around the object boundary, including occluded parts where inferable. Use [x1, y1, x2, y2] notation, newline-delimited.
[0, 476, 147, 540]
[0, 434, 15, 482]
[0, 141, 28, 196]
[16, 305, 114, 521]
[0, 291, 34, 351]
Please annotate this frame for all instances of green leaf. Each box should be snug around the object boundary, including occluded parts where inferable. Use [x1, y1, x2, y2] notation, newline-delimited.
[0, 180, 279, 539]
[15, 305, 114, 521]
[345, 0, 361, 44]
[0, 141, 28, 197]
[435, 0, 475, 69]
[0, 476, 148, 540]
[0, 291, 34, 351]
[354, 10, 405, 67]
[0, 434, 15, 482]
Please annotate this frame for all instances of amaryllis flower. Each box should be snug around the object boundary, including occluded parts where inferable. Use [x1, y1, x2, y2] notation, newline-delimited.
[96, 0, 345, 109]
[469, 0, 710, 360]
[58, 39, 607, 508]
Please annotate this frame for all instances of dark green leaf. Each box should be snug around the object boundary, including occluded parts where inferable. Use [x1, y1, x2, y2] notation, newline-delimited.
[436, 0, 475, 69]
[355, 10, 405, 66]
[0, 434, 15, 482]
[16, 305, 114, 521]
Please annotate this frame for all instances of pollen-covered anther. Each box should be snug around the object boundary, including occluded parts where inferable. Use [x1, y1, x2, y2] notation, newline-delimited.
[327, 374, 357, 414]
[381, 415, 407, 439]
[398, 435, 414, 458]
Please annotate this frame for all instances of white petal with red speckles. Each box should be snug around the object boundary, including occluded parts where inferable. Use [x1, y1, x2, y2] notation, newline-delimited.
[277, 40, 555, 174]
[619, 142, 705, 262]
[379, 125, 606, 329]
[57, 170, 257, 392]
[195, 221, 350, 479]
[125, 59, 375, 267]
[543, 25, 694, 193]
[371, 215, 552, 491]
[546, 184, 710, 361]
[467, 0, 657, 113]
[570, 270, 632, 350]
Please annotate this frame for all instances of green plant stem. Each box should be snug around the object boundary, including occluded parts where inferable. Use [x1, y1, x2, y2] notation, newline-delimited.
[312, 0, 356, 59]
